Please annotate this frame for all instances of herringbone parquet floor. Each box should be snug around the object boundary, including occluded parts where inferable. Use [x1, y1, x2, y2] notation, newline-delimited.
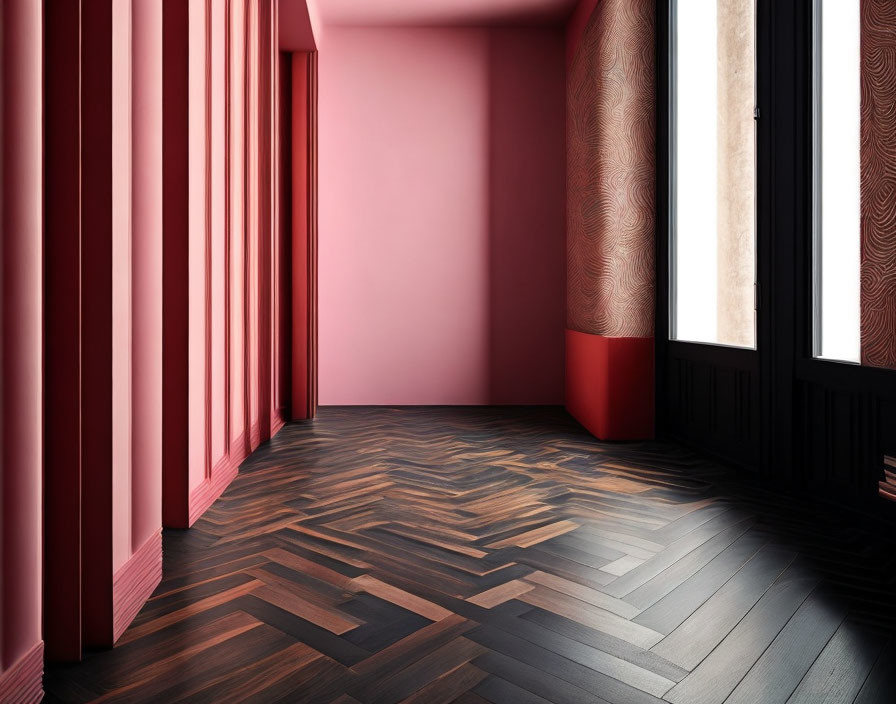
[46, 407, 896, 703]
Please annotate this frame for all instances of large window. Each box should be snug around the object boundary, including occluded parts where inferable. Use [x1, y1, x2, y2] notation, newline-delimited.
[671, 0, 756, 348]
[813, 0, 861, 363]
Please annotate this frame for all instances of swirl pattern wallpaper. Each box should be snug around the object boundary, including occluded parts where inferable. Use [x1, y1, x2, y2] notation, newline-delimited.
[567, 0, 655, 338]
[861, 0, 896, 369]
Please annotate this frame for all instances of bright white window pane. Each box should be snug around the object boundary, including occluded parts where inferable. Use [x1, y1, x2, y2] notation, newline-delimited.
[815, 0, 861, 363]
[672, 0, 756, 349]
[674, 2, 718, 344]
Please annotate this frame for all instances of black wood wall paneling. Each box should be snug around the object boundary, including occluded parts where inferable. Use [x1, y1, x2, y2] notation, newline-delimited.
[655, 0, 896, 525]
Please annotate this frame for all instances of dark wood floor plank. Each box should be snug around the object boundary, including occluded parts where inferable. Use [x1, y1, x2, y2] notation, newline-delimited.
[725, 589, 848, 704]
[105, 622, 301, 704]
[466, 625, 665, 704]
[600, 512, 756, 598]
[520, 607, 689, 684]
[473, 674, 556, 704]
[360, 637, 487, 704]
[853, 640, 896, 704]
[473, 652, 609, 704]
[632, 530, 767, 634]
[398, 663, 487, 704]
[553, 531, 646, 561]
[621, 516, 755, 610]
[787, 620, 887, 704]
[650, 545, 797, 669]
[522, 570, 639, 618]
[663, 569, 819, 704]
[466, 598, 675, 697]
[517, 586, 663, 649]
[236, 594, 372, 666]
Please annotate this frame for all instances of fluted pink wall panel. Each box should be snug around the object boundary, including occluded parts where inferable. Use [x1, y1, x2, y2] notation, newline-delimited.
[163, 0, 286, 528]
[41, 0, 165, 653]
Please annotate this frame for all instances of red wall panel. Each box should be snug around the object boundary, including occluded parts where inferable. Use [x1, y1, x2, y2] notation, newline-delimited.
[565, 330, 655, 441]
[0, 0, 44, 699]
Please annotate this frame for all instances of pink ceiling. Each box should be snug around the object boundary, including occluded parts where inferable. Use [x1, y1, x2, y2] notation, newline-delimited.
[313, 0, 580, 26]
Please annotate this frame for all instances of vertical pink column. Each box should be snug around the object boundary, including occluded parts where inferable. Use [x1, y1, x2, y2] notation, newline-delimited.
[131, 0, 164, 556]
[0, 0, 44, 700]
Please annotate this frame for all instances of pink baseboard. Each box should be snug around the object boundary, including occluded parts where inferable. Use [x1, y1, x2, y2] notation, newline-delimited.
[187, 418, 288, 527]
[271, 411, 287, 436]
[112, 531, 163, 643]
[249, 422, 261, 451]
[188, 456, 242, 527]
[0, 641, 43, 704]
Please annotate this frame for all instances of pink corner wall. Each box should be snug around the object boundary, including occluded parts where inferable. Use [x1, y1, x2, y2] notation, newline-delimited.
[318, 26, 566, 405]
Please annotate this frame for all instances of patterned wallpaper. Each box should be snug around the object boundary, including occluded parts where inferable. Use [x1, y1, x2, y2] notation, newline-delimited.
[567, 0, 656, 338]
[861, 0, 896, 370]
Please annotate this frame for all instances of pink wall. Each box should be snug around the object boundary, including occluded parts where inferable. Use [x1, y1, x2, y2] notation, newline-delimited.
[488, 29, 567, 403]
[0, 0, 44, 699]
[318, 26, 565, 405]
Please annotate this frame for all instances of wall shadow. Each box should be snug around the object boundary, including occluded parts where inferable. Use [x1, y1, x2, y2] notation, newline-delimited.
[486, 28, 567, 405]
